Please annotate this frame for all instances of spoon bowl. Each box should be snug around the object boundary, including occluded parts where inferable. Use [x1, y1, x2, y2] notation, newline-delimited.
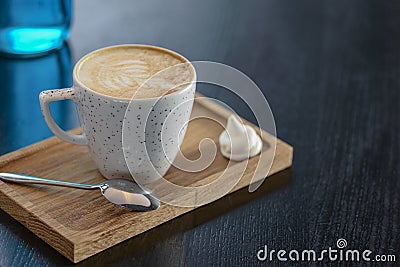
[100, 179, 160, 211]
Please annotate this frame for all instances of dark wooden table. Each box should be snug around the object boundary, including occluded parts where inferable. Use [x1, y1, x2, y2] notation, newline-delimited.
[1, 0, 400, 266]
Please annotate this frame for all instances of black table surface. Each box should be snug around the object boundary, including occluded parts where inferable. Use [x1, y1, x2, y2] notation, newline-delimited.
[1, 0, 400, 266]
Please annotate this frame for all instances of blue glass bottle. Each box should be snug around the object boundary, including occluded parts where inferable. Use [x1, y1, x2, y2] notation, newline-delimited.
[0, 0, 72, 57]
[0, 42, 79, 153]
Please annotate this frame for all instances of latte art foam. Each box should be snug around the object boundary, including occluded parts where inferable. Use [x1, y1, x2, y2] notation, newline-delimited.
[76, 46, 194, 99]
[98, 59, 149, 92]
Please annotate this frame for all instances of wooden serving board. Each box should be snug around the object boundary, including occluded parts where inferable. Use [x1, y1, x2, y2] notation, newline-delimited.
[0, 95, 293, 263]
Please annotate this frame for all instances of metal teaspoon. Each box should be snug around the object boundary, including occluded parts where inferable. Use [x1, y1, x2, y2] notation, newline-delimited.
[0, 172, 160, 211]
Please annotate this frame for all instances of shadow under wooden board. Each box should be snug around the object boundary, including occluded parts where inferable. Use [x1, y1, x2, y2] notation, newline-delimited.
[0, 95, 293, 263]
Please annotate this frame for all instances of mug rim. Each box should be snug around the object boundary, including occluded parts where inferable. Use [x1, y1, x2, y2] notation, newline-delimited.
[73, 44, 196, 102]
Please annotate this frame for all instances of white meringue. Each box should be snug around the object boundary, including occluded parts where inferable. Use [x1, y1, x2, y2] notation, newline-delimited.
[219, 115, 262, 161]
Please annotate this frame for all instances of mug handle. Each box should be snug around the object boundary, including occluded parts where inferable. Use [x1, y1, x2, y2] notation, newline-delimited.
[39, 88, 88, 146]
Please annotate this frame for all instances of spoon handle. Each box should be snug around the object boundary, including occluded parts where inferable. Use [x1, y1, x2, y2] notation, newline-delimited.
[0, 173, 98, 190]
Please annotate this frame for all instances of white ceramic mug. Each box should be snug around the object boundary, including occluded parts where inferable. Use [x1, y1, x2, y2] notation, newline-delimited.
[39, 45, 196, 183]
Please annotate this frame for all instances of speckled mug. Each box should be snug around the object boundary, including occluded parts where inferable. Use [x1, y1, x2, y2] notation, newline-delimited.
[39, 45, 196, 182]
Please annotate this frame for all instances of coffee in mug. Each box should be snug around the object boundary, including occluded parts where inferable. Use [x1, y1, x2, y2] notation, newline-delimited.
[40, 44, 196, 183]
[77, 45, 193, 99]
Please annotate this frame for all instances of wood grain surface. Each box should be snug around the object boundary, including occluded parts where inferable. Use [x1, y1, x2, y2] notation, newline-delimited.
[0, 96, 292, 263]
[1, 0, 400, 266]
